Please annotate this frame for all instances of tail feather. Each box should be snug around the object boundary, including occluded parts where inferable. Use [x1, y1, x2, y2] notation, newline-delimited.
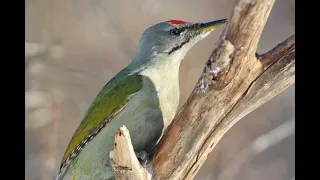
[55, 163, 71, 180]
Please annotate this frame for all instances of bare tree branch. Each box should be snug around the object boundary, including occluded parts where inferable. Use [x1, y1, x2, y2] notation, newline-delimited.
[110, 126, 150, 180]
[258, 35, 295, 68]
[149, 0, 294, 179]
[149, 35, 294, 180]
[110, 0, 295, 179]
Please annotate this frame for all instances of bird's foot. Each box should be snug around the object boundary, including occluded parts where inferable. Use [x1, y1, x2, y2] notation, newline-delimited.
[136, 151, 150, 167]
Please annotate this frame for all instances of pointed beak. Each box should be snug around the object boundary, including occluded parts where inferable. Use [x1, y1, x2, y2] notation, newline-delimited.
[200, 19, 228, 32]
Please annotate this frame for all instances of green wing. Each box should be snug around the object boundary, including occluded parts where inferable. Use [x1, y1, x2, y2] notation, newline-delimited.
[58, 70, 143, 173]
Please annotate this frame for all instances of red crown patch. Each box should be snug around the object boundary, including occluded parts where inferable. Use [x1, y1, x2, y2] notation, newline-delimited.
[166, 19, 186, 25]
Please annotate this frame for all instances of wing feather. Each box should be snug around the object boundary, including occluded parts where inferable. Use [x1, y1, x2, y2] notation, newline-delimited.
[57, 71, 143, 177]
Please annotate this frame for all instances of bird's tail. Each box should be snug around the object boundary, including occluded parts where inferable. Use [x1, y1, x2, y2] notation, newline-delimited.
[55, 163, 71, 180]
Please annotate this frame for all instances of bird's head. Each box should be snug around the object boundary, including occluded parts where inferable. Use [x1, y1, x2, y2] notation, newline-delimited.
[130, 19, 227, 68]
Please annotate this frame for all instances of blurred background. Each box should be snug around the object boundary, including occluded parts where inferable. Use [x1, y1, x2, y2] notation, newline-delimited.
[25, 0, 295, 179]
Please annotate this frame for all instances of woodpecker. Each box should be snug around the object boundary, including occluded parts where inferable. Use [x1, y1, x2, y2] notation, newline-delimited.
[56, 19, 227, 180]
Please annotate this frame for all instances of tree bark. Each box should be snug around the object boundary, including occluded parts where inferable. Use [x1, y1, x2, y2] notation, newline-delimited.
[110, 0, 295, 179]
[150, 0, 295, 179]
[110, 126, 150, 180]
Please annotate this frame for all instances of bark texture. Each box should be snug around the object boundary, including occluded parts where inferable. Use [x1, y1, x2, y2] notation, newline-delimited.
[110, 126, 150, 180]
[111, 0, 295, 179]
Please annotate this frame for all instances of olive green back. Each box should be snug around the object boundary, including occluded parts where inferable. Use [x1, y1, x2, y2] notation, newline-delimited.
[59, 69, 143, 171]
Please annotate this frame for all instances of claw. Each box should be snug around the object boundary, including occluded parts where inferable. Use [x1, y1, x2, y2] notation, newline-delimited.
[136, 151, 150, 167]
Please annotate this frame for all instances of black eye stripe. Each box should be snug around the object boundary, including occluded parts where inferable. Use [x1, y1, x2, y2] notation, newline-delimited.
[179, 23, 200, 32]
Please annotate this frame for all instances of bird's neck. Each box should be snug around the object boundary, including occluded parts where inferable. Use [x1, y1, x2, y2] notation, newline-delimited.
[128, 44, 190, 73]
[126, 46, 192, 100]
[127, 48, 192, 135]
[128, 48, 190, 85]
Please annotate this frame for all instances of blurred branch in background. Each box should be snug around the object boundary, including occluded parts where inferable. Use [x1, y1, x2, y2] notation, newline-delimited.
[217, 119, 295, 180]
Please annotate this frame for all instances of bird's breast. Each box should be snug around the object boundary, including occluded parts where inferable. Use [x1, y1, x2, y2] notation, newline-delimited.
[140, 66, 180, 130]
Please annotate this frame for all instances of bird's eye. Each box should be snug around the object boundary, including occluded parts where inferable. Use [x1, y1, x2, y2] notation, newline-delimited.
[170, 28, 180, 36]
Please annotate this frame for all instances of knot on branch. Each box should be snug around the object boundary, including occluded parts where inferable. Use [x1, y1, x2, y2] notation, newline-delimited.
[197, 40, 235, 93]
[208, 40, 235, 74]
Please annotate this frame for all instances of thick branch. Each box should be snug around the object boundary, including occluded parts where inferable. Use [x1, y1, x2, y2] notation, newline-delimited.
[148, 0, 296, 180]
[110, 126, 149, 180]
[150, 37, 294, 180]
[227, 0, 275, 52]
[208, 37, 294, 143]
[259, 34, 295, 68]
[112, 36, 294, 179]
[178, 38, 295, 179]
[110, 0, 294, 179]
